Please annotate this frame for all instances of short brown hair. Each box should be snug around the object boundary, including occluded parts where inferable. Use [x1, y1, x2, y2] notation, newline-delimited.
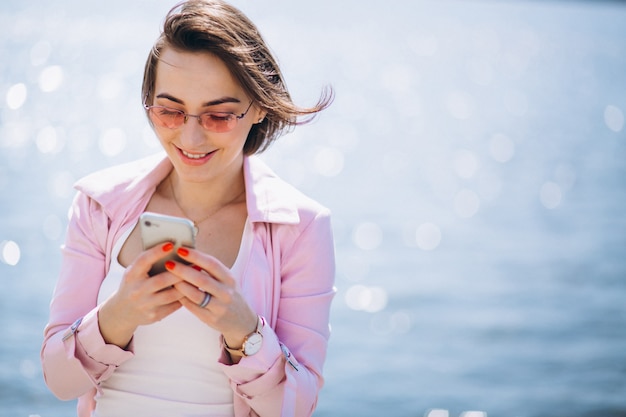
[142, 0, 333, 154]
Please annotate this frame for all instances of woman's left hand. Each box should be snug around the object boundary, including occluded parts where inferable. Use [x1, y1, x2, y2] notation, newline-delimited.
[165, 247, 258, 353]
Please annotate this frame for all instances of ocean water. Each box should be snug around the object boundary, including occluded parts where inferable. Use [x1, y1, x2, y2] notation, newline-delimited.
[1, 1, 625, 416]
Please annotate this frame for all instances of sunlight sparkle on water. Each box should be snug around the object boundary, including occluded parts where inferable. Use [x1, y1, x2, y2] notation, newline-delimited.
[97, 74, 124, 100]
[39, 65, 64, 92]
[36, 126, 64, 154]
[454, 188, 480, 218]
[540, 181, 562, 209]
[0, 240, 21, 266]
[99, 127, 127, 157]
[345, 284, 388, 313]
[20, 359, 37, 379]
[6, 83, 27, 110]
[415, 222, 441, 251]
[604, 104, 624, 133]
[313, 147, 344, 177]
[352, 222, 383, 251]
[425, 409, 449, 417]
[49, 171, 76, 200]
[454, 149, 478, 179]
[370, 310, 411, 336]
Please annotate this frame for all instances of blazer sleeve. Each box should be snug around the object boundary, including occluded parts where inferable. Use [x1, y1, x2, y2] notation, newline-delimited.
[220, 208, 336, 416]
[40, 191, 133, 400]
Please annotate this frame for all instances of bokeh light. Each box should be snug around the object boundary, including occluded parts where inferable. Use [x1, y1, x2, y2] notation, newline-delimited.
[345, 284, 388, 313]
[313, 147, 344, 177]
[36, 126, 64, 154]
[454, 188, 481, 218]
[604, 104, 624, 132]
[446, 91, 473, 120]
[0, 240, 21, 266]
[38, 65, 64, 92]
[99, 127, 127, 157]
[352, 222, 383, 251]
[540, 181, 562, 209]
[415, 222, 442, 251]
[6, 83, 28, 110]
[454, 149, 479, 179]
[489, 133, 515, 163]
[425, 409, 449, 417]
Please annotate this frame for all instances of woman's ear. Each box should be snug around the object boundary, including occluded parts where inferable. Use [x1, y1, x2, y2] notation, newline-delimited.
[254, 108, 267, 124]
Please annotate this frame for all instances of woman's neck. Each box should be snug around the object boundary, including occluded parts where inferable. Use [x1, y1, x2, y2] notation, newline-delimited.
[166, 167, 246, 224]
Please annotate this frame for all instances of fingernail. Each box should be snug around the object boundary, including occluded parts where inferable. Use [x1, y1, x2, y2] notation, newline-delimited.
[162, 242, 174, 252]
[165, 260, 176, 270]
[177, 247, 189, 256]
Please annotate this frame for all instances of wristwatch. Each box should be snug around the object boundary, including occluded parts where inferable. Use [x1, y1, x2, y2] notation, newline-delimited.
[224, 316, 263, 357]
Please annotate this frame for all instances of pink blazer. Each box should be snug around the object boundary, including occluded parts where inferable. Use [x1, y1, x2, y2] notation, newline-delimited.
[41, 153, 336, 417]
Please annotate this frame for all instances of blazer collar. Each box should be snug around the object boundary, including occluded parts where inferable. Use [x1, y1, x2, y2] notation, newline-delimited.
[75, 153, 300, 225]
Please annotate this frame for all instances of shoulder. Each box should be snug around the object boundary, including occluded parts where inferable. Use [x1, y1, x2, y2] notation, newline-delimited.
[245, 156, 330, 227]
[73, 153, 172, 217]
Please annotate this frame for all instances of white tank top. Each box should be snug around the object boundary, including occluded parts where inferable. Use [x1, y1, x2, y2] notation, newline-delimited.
[94, 218, 253, 417]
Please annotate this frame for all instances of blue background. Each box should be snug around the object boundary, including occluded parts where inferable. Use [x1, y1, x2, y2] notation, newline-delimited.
[1, 1, 625, 416]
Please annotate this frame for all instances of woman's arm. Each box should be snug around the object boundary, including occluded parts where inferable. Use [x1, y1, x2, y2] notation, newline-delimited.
[40, 192, 133, 400]
[222, 209, 336, 416]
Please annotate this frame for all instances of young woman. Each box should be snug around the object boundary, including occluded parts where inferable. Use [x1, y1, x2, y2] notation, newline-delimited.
[41, 1, 335, 416]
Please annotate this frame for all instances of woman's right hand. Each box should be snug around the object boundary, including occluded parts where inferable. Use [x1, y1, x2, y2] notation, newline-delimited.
[97, 242, 185, 349]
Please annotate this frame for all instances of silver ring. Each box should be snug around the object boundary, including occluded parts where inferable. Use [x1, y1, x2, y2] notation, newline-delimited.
[198, 291, 212, 308]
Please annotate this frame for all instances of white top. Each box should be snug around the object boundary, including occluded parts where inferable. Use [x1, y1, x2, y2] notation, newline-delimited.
[94, 218, 253, 417]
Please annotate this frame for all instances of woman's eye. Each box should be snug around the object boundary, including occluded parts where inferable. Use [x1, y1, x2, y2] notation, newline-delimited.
[159, 108, 182, 116]
[206, 113, 233, 122]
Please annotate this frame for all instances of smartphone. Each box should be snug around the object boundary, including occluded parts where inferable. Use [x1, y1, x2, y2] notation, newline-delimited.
[140, 212, 196, 276]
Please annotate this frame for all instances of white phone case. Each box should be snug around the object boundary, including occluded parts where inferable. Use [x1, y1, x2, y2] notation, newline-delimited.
[139, 212, 196, 276]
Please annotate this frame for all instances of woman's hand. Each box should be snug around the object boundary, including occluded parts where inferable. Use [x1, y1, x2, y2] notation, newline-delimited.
[98, 242, 185, 349]
[165, 247, 258, 359]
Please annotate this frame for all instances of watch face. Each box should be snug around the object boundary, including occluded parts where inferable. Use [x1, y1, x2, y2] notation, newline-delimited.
[243, 333, 263, 356]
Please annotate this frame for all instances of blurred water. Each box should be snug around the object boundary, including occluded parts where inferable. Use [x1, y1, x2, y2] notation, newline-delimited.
[1, 1, 625, 416]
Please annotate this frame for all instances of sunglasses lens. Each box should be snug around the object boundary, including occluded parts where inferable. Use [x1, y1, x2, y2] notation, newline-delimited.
[146, 106, 244, 132]
[200, 113, 236, 133]
[148, 107, 185, 129]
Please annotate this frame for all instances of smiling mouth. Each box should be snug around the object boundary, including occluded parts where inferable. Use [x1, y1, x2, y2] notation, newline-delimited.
[180, 149, 212, 159]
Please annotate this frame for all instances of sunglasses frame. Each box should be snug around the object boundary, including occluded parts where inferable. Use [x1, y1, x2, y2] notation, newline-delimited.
[143, 100, 254, 132]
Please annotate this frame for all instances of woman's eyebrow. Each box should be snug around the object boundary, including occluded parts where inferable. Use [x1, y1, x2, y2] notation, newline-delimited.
[156, 93, 242, 107]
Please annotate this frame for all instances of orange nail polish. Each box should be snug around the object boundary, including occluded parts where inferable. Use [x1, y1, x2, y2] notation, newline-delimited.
[165, 260, 176, 270]
[177, 247, 189, 256]
[162, 242, 174, 252]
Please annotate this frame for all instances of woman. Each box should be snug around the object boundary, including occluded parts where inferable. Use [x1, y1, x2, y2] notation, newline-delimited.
[41, 1, 335, 416]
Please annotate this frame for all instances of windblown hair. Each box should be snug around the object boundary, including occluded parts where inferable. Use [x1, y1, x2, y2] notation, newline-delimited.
[142, 0, 333, 154]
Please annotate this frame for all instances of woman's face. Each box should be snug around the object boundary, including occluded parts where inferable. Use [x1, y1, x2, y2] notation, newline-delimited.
[150, 47, 265, 184]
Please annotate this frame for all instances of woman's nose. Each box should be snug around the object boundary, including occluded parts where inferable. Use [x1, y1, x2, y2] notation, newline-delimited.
[178, 116, 206, 147]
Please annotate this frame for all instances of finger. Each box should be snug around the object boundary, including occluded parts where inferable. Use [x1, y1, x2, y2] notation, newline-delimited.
[128, 242, 175, 280]
[152, 285, 186, 305]
[166, 262, 225, 299]
[175, 247, 235, 285]
[172, 279, 210, 304]
[148, 271, 185, 293]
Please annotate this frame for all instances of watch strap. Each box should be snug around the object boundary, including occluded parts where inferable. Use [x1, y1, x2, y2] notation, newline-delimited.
[223, 315, 263, 356]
